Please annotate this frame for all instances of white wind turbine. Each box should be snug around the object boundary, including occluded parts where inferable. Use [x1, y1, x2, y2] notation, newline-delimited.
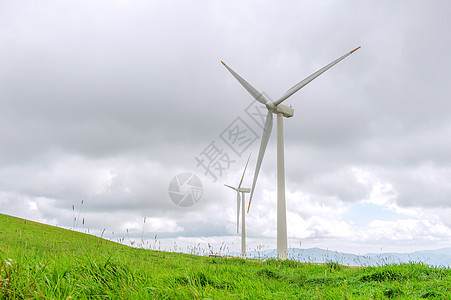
[224, 154, 251, 259]
[221, 46, 360, 260]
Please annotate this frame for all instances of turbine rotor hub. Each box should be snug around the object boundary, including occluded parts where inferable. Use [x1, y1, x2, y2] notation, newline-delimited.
[265, 102, 276, 111]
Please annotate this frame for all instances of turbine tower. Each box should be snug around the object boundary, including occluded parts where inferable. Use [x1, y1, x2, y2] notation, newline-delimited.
[221, 46, 360, 260]
[224, 155, 251, 259]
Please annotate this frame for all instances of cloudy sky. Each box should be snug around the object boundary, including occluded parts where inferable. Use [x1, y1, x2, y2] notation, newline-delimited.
[2, 0, 451, 255]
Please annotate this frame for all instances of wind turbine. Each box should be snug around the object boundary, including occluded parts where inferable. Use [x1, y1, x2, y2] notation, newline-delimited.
[221, 46, 360, 260]
[224, 154, 251, 259]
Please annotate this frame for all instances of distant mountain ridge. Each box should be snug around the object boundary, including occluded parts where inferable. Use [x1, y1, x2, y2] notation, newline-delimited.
[228, 247, 451, 267]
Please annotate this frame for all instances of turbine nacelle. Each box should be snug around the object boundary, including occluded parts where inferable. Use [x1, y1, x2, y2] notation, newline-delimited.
[273, 104, 294, 118]
[265, 102, 294, 118]
[224, 184, 250, 194]
[238, 187, 251, 193]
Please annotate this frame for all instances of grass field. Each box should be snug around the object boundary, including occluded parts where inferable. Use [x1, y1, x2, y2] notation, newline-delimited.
[1, 213, 450, 299]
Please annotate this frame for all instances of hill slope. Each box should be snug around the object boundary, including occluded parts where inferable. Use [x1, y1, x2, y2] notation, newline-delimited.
[1, 213, 450, 299]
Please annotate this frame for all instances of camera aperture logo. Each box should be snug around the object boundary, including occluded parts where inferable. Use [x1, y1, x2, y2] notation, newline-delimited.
[168, 173, 203, 207]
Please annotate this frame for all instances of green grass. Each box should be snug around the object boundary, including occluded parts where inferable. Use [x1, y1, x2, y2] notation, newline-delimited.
[1, 213, 451, 299]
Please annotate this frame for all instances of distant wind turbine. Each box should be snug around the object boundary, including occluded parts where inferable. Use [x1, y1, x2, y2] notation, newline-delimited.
[224, 154, 251, 259]
[221, 46, 360, 260]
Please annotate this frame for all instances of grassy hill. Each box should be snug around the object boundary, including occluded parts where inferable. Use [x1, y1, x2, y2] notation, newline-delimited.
[1, 213, 450, 299]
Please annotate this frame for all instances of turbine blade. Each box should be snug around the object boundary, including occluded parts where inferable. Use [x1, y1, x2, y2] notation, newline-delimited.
[272, 46, 361, 106]
[238, 153, 252, 189]
[248, 110, 273, 212]
[221, 61, 268, 105]
[237, 192, 240, 233]
[224, 184, 238, 191]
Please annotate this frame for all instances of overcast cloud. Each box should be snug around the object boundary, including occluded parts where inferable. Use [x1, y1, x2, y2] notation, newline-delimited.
[1, 0, 451, 254]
